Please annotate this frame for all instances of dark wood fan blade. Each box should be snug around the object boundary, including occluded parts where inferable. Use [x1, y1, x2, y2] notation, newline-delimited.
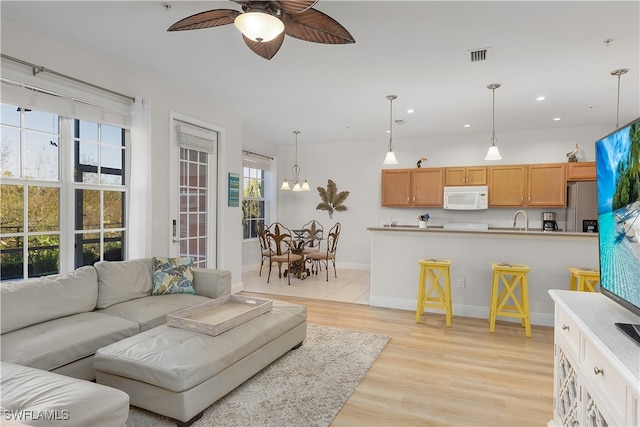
[243, 32, 285, 60]
[279, 0, 318, 14]
[167, 9, 240, 31]
[284, 8, 355, 44]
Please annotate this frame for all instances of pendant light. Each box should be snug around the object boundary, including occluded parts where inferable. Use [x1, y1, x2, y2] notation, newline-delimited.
[484, 83, 503, 161]
[383, 95, 398, 165]
[611, 68, 628, 128]
[280, 131, 310, 192]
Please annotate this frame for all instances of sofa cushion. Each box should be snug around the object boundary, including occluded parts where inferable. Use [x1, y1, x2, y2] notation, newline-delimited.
[152, 256, 196, 295]
[1, 361, 130, 427]
[0, 312, 139, 371]
[95, 258, 153, 309]
[0, 266, 98, 334]
[98, 294, 212, 332]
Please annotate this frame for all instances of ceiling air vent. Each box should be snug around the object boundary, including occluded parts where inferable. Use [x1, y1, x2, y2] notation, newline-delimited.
[468, 47, 491, 63]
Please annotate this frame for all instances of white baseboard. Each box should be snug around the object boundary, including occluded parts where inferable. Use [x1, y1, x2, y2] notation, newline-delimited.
[368, 295, 554, 327]
[231, 281, 244, 294]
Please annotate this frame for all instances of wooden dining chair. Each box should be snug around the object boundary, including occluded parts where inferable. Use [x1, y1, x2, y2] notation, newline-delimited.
[266, 222, 303, 285]
[306, 222, 341, 281]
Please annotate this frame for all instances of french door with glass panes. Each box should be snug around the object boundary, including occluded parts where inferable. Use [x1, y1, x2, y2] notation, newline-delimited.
[170, 115, 218, 268]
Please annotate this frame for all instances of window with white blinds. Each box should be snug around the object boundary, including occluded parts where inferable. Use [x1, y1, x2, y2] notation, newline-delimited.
[1, 60, 131, 129]
[176, 123, 217, 153]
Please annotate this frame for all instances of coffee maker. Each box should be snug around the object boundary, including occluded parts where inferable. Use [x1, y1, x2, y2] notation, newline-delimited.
[542, 212, 558, 232]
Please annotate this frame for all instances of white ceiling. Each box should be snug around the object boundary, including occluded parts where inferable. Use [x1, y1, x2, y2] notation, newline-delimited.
[2, 1, 639, 146]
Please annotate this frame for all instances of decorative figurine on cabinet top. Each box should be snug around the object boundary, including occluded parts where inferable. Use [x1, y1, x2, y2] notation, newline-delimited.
[566, 144, 578, 162]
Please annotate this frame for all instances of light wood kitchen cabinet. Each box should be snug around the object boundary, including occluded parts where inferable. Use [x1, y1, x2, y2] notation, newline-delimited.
[527, 163, 566, 207]
[488, 163, 566, 207]
[381, 168, 443, 207]
[444, 166, 487, 186]
[567, 161, 596, 181]
[488, 165, 527, 206]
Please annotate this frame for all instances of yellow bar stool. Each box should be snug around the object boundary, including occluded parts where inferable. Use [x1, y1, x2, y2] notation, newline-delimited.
[489, 262, 531, 337]
[568, 267, 600, 292]
[416, 258, 453, 326]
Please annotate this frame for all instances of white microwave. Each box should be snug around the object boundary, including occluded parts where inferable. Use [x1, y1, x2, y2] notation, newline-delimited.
[443, 186, 489, 210]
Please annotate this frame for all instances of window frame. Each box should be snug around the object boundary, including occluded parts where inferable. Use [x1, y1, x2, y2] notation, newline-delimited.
[242, 152, 272, 241]
[0, 103, 129, 280]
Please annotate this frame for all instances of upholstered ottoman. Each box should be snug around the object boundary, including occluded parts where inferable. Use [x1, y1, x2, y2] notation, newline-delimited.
[0, 361, 129, 427]
[94, 300, 307, 426]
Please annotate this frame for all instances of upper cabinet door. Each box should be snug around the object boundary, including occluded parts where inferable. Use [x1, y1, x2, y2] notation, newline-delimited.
[466, 167, 487, 185]
[381, 169, 411, 206]
[528, 163, 566, 206]
[413, 168, 444, 206]
[444, 167, 487, 186]
[488, 165, 527, 207]
[444, 167, 467, 185]
[567, 162, 596, 181]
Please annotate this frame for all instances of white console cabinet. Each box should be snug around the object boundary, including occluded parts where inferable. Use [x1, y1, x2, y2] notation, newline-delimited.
[549, 290, 640, 427]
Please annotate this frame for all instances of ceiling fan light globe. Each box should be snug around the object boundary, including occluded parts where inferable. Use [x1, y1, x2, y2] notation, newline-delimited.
[484, 145, 502, 161]
[234, 12, 284, 42]
[383, 151, 398, 165]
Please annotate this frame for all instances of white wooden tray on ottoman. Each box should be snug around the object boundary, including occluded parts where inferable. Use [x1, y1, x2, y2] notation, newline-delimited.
[167, 295, 273, 336]
[94, 300, 307, 427]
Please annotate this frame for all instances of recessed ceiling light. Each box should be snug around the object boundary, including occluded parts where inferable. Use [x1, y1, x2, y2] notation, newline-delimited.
[463, 124, 471, 128]
[553, 117, 561, 121]
[536, 96, 546, 101]
[407, 109, 414, 114]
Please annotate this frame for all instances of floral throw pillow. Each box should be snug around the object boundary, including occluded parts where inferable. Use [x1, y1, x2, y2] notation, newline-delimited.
[152, 256, 196, 295]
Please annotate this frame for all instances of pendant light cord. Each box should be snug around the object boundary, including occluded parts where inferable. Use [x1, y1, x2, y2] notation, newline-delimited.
[292, 130, 300, 182]
[387, 95, 397, 151]
[611, 68, 628, 128]
[487, 83, 500, 146]
[492, 86, 496, 143]
[616, 73, 621, 128]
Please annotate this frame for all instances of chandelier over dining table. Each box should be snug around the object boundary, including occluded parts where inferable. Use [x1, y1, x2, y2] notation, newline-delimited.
[281, 130, 310, 191]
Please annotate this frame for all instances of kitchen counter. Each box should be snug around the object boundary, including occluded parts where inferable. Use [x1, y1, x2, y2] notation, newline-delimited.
[367, 225, 599, 326]
[367, 225, 598, 238]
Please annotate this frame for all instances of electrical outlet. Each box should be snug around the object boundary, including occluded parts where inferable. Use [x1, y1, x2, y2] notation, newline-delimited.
[457, 278, 465, 288]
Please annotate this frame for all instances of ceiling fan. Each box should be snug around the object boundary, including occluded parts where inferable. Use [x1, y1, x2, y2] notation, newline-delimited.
[167, 0, 355, 60]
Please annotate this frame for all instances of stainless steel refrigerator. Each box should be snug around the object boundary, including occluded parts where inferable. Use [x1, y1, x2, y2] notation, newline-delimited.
[565, 181, 598, 232]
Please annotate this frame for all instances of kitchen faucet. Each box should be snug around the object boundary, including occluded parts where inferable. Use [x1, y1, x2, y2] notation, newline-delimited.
[512, 210, 529, 231]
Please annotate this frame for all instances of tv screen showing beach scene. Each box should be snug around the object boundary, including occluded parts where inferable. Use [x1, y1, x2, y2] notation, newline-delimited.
[596, 117, 640, 315]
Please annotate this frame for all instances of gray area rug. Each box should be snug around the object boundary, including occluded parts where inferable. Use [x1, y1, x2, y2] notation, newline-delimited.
[126, 324, 390, 427]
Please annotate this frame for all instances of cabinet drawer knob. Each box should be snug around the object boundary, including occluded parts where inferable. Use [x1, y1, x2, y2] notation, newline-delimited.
[562, 324, 570, 331]
[593, 366, 604, 376]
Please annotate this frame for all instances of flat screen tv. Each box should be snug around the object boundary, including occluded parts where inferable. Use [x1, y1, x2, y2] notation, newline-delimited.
[596, 116, 640, 345]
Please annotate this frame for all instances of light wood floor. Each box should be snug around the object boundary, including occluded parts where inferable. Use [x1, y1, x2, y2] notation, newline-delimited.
[240, 291, 555, 427]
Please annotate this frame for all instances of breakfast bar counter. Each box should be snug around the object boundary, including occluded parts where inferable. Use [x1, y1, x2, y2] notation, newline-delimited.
[368, 226, 599, 326]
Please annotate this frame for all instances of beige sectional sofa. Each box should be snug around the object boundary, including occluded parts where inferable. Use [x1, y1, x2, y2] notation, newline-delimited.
[1, 258, 230, 381]
[0, 258, 307, 426]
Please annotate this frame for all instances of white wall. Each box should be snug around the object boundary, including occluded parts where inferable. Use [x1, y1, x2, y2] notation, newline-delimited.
[2, 18, 244, 285]
[274, 125, 609, 269]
